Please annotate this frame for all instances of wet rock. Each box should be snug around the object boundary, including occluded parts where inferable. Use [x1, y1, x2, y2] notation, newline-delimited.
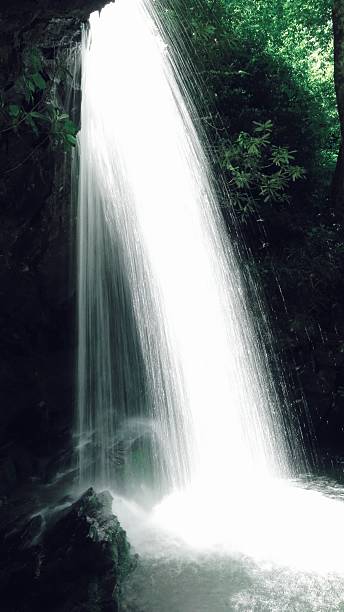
[314, 347, 337, 369]
[0, 0, 102, 492]
[0, 457, 17, 493]
[0, 487, 136, 612]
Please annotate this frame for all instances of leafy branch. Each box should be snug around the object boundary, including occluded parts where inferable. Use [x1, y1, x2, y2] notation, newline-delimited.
[0, 46, 78, 167]
[222, 120, 306, 219]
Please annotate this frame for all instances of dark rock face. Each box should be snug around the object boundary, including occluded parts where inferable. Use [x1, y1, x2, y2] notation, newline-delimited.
[0, 0, 111, 494]
[0, 487, 136, 612]
[0, 10, 139, 608]
[0, 0, 110, 31]
[283, 320, 344, 466]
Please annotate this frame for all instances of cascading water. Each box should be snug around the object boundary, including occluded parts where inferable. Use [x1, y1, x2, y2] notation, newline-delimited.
[76, 0, 344, 607]
[77, 0, 298, 494]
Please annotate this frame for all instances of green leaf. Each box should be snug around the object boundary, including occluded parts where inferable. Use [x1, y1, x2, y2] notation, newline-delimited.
[63, 119, 78, 134]
[289, 165, 306, 181]
[8, 104, 20, 118]
[248, 142, 260, 155]
[30, 111, 50, 122]
[65, 133, 77, 146]
[27, 78, 36, 93]
[31, 72, 46, 90]
[28, 48, 42, 72]
[253, 120, 273, 133]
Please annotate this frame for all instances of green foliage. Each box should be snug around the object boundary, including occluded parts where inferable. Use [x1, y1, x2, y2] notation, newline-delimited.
[45, 107, 78, 148]
[222, 121, 305, 219]
[0, 47, 78, 155]
[162, 0, 344, 346]
[164, 0, 338, 196]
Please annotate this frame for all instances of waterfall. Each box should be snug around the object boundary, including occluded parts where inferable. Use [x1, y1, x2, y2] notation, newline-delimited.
[72, 1, 344, 587]
[76, 0, 302, 497]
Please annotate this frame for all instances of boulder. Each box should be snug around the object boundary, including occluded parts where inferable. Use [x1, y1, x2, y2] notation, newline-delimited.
[0, 488, 137, 612]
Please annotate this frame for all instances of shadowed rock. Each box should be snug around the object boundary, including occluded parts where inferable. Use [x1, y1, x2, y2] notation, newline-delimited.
[0, 487, 137, 612]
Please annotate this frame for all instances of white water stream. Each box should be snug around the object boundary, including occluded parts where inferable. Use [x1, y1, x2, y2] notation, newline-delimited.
[76, 0, 344, 608]
[77, 0, 293, 497]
